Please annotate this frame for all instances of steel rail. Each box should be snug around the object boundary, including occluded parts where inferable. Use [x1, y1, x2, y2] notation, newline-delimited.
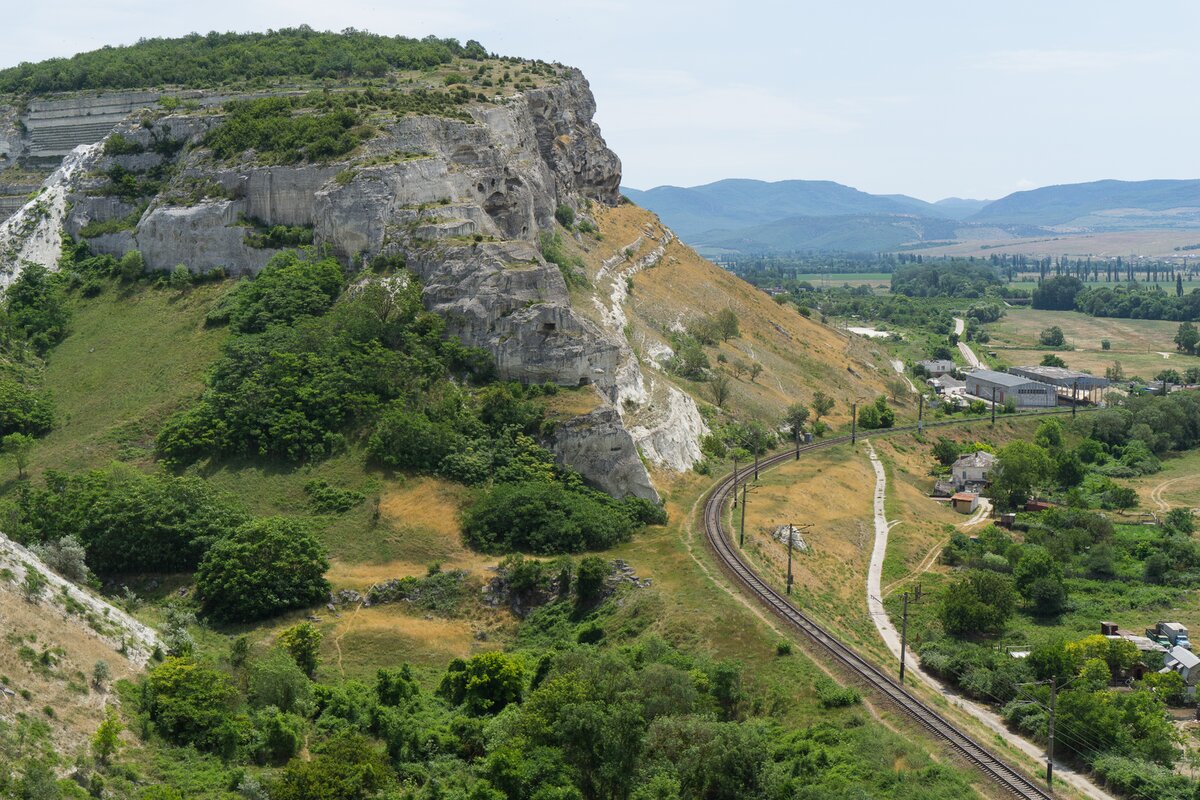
[701, 408, 1094, 798]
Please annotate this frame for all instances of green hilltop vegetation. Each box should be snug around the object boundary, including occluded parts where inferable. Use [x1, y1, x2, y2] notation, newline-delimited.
[0, 28, 488, 94]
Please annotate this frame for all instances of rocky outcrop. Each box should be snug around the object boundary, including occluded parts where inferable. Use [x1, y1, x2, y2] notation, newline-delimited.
[136, 201, 276, 274]
[0, 70, 673, 498]
[549, 405, 658, 501]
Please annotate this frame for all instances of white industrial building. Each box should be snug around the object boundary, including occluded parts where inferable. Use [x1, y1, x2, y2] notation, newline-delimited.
[965, 369, 1057, 408]
[917, 359, 957, 377]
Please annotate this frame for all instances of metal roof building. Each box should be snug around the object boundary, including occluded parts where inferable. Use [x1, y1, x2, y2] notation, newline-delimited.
[1008, 365, 1109, 391]
[965, 369, 1057, 408]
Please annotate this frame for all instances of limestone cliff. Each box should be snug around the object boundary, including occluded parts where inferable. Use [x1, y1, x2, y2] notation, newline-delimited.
[0, 70, 681, 500]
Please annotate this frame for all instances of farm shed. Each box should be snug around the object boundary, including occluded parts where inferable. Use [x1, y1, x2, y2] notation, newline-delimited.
[965, 369, 1057, 408]
[951, 492, 979, 514]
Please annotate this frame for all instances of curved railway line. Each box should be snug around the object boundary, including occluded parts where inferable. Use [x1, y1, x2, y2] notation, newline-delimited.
[702, 408, 1097, 799]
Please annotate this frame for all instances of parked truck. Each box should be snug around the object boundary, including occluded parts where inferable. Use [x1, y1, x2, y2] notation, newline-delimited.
[1146, 622, 1191, 650]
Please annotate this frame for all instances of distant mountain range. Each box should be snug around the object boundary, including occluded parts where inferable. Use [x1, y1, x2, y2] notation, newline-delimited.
[622, 178, 1200, 254]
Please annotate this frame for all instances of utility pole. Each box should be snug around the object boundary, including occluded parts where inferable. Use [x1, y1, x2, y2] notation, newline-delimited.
[1047, 676, 1057, 786]
[1072, 379, 1078, 418]
[900, 591, 909, 682]
[786, 523, 794, 595]
[784, 523, 811, 596]
[795, 429, 801, 460]
[917, 394, 924, 433]
[732, 454, 739, 508]
[991, 386, 997, 426]
[738, 482, 748, 547]
[754, 445, 760, 481]
[851, 402, 858, 444]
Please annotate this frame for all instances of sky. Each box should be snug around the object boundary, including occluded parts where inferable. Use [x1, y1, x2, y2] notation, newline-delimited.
[5, 0, 1200, 201]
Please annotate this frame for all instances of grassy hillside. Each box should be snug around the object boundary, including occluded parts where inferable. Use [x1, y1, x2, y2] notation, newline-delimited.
[573, 203, 899, 439]
[0, 215, 996, 797]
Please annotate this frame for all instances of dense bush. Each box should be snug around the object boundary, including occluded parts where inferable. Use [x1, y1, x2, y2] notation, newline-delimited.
[205, 96, 370, 164]
[938, 570, 1017, 636]
[0, 28, 483, 94]
[0, 376, 54, 437]
[194, 517, 330, 622]
[856, 395, 895, 430]
[3, 263, 69, 352]
[437, 651, 524, 715]
[3, 464, 246, 573]
[1076, 283, 1200, 321]
[463, 481, 648, 554]
[222, 250, 344, 333]
[159, 268, 487, 464]
[143, 658, 241, 754]
[1031, 275, 1084, 310]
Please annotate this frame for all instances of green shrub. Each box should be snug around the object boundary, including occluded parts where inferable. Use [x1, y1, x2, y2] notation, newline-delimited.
[102, 133, 144, 155]
[554, 203, 575, 227]
[815, 677, 861, 708]
[0, 377, 54, 437]
[303, 479, 366, 514]
[6, 464, 246, 574]
[248, 649, 313, 715]
[367, 406, 462, 471]
[0, 30, 478, 94]
[194, 517, 330, 622]
[224, 250, 343, 334]
[78, 207, 144, 238]
[463, 481, 641, 554]
[437, 651, 524, 715]
[4, 263, 70, 352]
[143, 657, 241, 754]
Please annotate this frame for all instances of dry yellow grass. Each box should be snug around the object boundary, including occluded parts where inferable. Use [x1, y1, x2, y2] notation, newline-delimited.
[736, 444, 875, 623]
[325, 476, 500, 589]
[0, 580, 142, 753]
[570, 204, 896, 429]
[322, 603, 500, 679]
[377, 476, 467, 537]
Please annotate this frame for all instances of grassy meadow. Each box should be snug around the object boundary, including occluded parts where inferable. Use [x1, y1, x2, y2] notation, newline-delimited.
[986, 306, 1198, 378]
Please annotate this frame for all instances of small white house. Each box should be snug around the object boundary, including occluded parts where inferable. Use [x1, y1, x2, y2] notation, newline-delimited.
[952, 451, 996, 489]
[1162, 645, 1200, 687]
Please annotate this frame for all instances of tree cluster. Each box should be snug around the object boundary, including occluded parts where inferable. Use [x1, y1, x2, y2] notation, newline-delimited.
[890, 261, 1002, 298]
[0, 28, 485, 94]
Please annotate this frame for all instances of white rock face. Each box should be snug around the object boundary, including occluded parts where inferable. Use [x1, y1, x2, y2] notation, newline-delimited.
[0, 143, 99, 289]
[589, 227, 708, 471]
[0, 72, 699, 495]
[0, 533, 160, 667]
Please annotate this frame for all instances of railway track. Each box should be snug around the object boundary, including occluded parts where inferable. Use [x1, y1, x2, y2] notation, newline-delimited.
[702, 408, 1095, 799]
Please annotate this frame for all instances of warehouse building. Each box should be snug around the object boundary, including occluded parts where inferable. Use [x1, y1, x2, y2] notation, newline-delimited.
[965, 369, 1057, 408]
[1007, 366, 1109, 392]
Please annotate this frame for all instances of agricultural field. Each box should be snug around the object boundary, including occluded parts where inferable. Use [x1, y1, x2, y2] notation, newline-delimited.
[985, 306, 1198, 378]
[793, 271, 892, 291]
[914, 229, 1200, 259]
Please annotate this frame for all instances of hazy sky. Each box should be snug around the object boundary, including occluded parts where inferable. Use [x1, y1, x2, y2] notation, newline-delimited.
[6, 1, 1199, 200]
